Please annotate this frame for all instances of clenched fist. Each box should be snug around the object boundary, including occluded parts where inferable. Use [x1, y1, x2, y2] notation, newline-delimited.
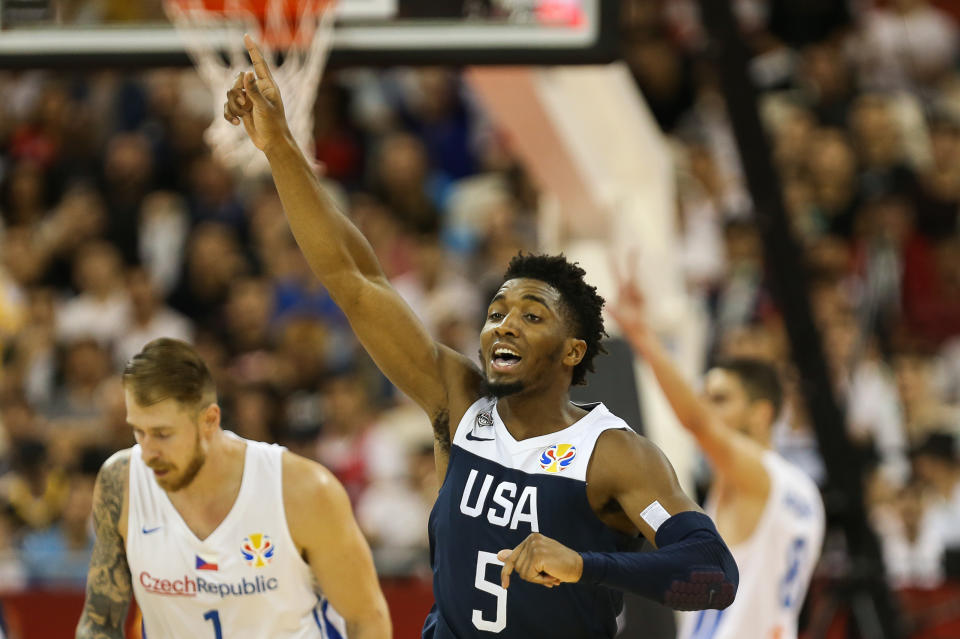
[498, 533, 584, 589]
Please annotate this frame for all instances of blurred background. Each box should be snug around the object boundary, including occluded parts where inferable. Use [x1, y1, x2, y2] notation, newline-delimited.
[1, 0, 960, 637]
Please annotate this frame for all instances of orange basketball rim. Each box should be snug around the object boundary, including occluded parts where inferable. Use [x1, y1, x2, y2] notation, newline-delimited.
[164, 0, 337, 51]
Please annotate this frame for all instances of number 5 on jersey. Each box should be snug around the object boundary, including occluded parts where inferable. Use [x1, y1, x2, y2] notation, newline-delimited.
[474, 551, 507, 632]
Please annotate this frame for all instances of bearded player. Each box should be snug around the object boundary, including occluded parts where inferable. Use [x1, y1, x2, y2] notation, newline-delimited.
[76, 338, 390, 638]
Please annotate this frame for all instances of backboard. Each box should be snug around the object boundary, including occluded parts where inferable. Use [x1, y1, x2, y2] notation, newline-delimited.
[0, 0, 618, 68]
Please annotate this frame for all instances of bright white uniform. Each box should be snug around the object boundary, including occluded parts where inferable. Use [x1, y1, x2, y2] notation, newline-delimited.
[126, 433, 345, 639]
[678, 451, 825, 639]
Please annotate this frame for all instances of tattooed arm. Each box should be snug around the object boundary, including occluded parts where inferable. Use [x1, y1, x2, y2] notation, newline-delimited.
[76, 450, 132, 639]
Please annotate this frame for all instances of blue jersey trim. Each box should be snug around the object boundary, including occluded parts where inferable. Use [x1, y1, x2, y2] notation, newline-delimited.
[313, 598, 343, 639]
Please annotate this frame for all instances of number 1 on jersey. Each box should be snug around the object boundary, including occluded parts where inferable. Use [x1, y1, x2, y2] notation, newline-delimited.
[473, 551, 507, 632]
[203, 609, 223, 639]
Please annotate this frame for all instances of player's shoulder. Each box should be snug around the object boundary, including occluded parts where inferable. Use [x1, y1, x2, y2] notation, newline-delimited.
[591, 427, 668, 481]
[97, 448, 133, 489]
[764, 451, 826, 537]
[765, 452, 825, 518]
[765, 450, 818, 491]
[280, 450, 350, 514]
[104, 447, 133, 466]
[595, 426, 658, 459]
[280, 450, 354, 547]
[94, 448, 133, 536]
[281, 449, 338, 494]
[587, 427, 687, 505]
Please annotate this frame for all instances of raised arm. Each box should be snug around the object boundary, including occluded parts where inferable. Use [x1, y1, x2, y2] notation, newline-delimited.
[224, 36, 480, 424]
[284, 453, 391, 639]
[76, 451, 132, 639]
[608, 263, 769, 495]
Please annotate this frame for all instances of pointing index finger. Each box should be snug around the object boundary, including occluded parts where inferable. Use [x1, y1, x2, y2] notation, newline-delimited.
[243, 33, 274, 81]
[500, 551, 515, 589]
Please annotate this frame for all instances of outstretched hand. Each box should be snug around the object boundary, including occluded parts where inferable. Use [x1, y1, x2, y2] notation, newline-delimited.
[497, 533, 582, 589]
[223, 34, 291, 151]
[608, 252, 655, 350]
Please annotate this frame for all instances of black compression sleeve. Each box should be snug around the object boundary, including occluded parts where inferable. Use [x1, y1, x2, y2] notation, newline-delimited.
[579, 511, 738, 610]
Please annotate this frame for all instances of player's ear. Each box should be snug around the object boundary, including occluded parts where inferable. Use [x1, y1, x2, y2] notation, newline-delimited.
[563, 337, 587, 367]
[199, 402, 221, 433]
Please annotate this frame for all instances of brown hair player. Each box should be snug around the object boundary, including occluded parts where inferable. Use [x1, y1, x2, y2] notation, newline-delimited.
[75, 337, 391, 639]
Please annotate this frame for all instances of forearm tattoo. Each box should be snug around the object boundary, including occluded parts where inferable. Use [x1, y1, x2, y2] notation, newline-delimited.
[76, 451, 132, 639]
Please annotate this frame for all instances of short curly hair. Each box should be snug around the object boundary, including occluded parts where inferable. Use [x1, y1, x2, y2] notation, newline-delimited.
[502, 253, 607, 386]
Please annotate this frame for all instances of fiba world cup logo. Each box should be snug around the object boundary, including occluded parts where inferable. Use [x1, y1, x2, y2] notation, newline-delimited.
[241, 533, 275, 568]
[539, 444, 577, 473]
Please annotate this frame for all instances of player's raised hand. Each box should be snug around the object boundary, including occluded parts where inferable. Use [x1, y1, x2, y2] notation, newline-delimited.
[497, 533, 581, 589]
[608, 252, 655, 351]
[223, 34, 290, 151]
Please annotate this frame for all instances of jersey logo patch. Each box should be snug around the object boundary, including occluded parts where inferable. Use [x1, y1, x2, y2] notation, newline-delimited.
[466, 409, 496, 441]
[196, 554, 219, 571]
[241, 533, 275, 568]
[539, 444, 577, 473]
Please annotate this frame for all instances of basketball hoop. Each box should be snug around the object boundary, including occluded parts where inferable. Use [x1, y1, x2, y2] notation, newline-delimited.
[164, 0, 336, 175]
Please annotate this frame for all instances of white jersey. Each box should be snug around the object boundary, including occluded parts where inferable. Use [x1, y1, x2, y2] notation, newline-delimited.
[678, 451, 825, 639]
[126, 434, 345, 639]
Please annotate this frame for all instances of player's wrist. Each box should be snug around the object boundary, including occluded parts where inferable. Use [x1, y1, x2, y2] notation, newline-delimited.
[579, 552, 607, 584]
[262, 128, 297, 157]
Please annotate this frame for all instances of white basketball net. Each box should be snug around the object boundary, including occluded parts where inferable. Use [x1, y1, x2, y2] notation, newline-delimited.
[164, 0, 336, 175]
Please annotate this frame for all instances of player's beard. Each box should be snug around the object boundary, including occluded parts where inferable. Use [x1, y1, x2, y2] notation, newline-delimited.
[482, 379, 525, 398]
[161, 431, 207, 492]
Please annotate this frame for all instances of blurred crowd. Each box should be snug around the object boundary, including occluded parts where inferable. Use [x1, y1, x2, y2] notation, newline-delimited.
[623, 0, 960, 630]
[0, 46, 543, 585]
[0, 0, 959, 634]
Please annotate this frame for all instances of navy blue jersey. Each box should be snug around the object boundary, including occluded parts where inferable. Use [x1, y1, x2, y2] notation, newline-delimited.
[423, 398, 636, 638]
